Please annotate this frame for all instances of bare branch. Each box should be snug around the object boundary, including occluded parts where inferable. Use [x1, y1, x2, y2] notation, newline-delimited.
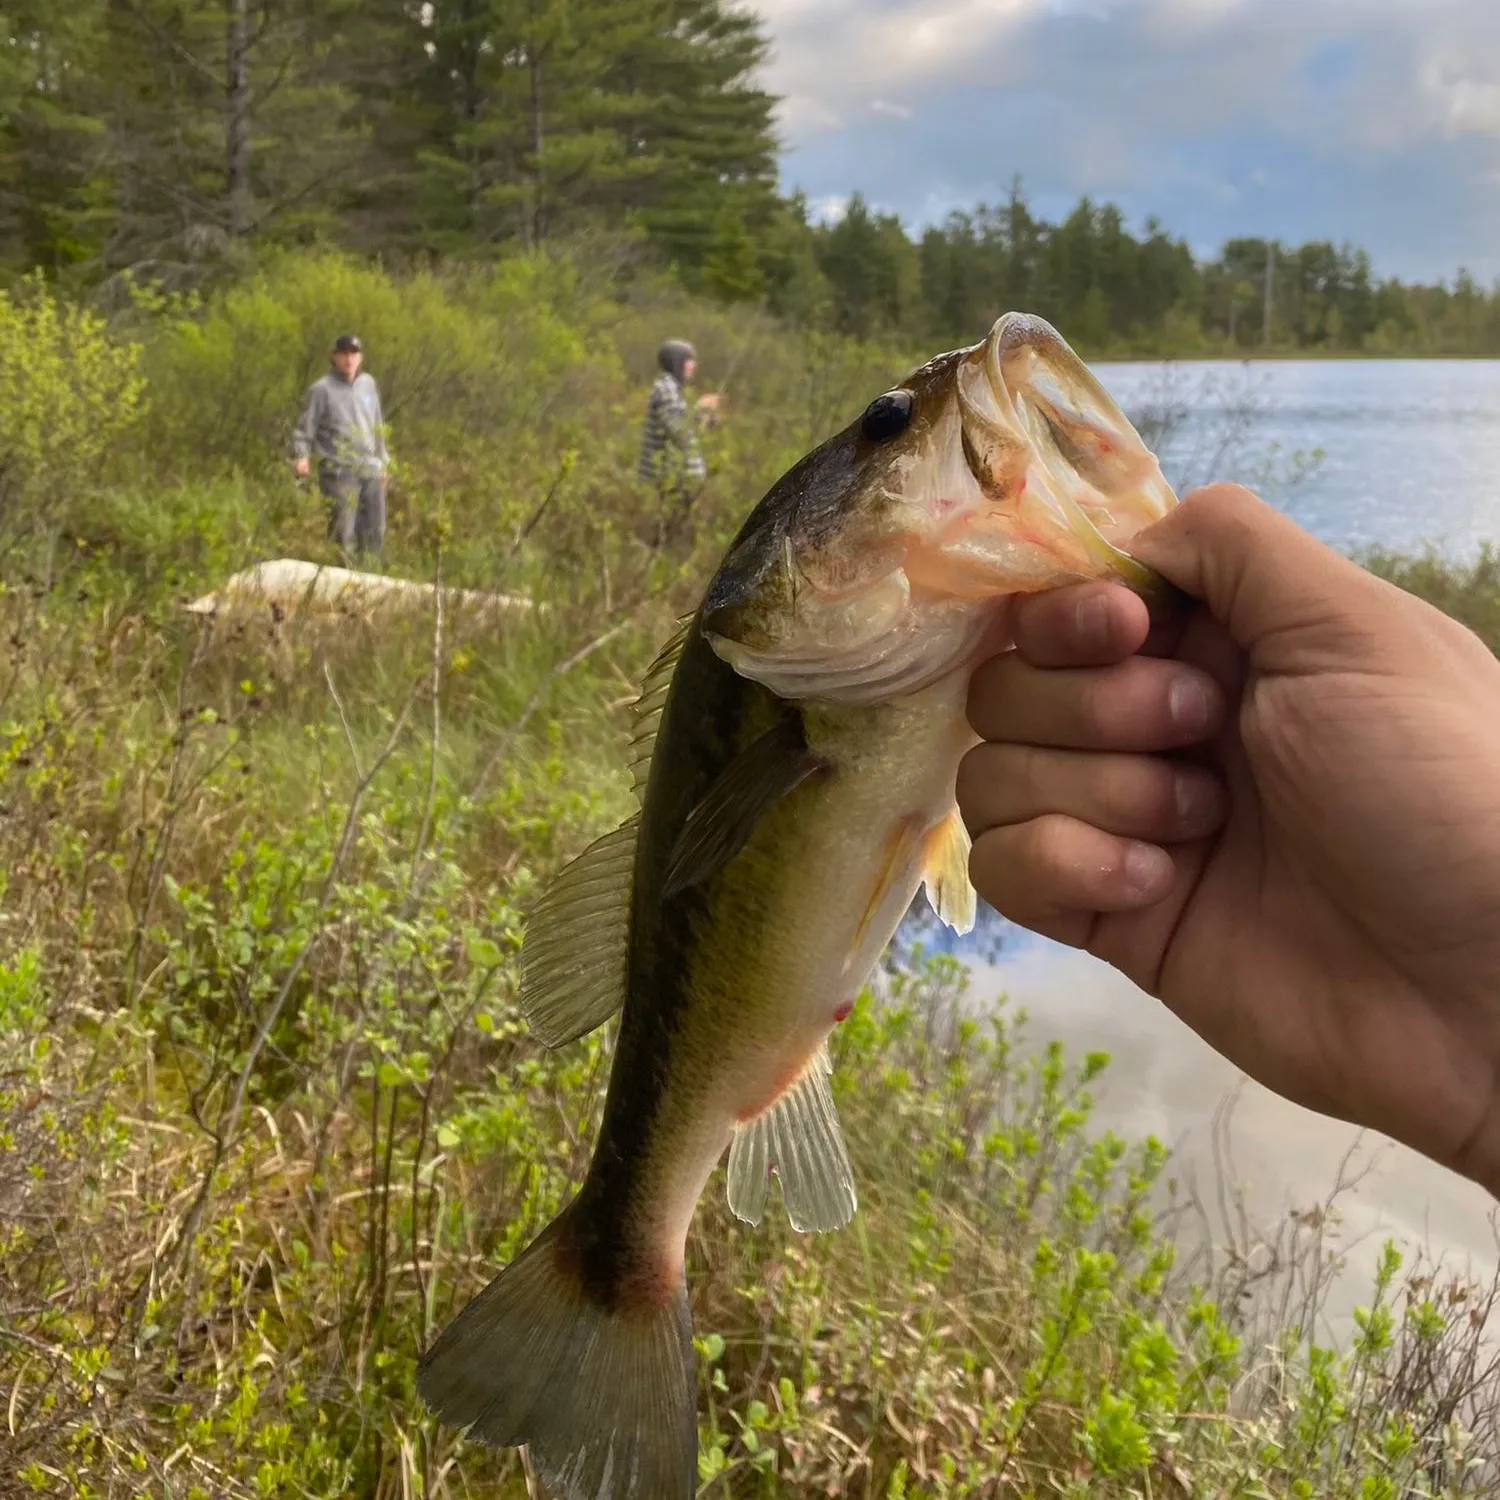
[115, 0, 222, 90]
[167, 670, 421, 1298]
[404, 551, 445, 907]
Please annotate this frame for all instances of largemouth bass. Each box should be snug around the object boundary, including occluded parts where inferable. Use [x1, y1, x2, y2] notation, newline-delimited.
[417, 313, 1180, 1498]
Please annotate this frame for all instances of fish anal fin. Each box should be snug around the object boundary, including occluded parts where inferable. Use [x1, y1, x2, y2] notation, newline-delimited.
[727, 1044, 856, 1234]
[520, 817, 637, 1048]
[417, 1204, 697, 1500]
[663, 715, 828, 899]
[922, 806, 977, 936]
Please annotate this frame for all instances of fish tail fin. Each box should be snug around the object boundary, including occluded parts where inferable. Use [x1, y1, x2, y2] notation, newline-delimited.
[416, 1204, 698, 1500]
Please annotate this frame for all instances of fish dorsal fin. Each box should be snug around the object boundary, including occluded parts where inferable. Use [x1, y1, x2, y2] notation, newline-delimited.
[923, 806, 977, 936]
[662, 715, 829, 899]
[628, 616, 692, 802]
[519, 816, 638, 1048]
[726, 1044, 857, 1233]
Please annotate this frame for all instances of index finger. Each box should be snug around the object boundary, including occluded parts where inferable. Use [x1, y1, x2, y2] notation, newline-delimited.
[1010, 581, 1152, 669]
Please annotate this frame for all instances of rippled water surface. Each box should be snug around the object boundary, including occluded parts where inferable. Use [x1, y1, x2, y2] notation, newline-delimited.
[1094, 357, 1500, 557]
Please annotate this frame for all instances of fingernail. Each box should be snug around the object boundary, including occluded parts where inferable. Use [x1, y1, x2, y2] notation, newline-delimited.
[1123, 841, 1171, 897]
[1074, 592, 1109, 646]
[1168, 677, 1211, 734]
[1174, 771, 1218, 827]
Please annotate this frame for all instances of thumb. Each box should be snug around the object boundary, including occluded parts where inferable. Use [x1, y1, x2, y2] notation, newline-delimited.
[1132, 483, 1388, 662]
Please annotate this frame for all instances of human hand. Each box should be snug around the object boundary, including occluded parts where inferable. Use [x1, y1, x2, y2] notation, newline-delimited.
[958, 483, 1500, 1197]
[294, 456, 310, 480]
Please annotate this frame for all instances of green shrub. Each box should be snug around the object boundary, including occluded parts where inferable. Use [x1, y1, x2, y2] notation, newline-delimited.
[1364, 544, 1500, 655]
[0, 247, 1496, 1498]
[143, 251, 613, 480]
[0, 275, 146, 549]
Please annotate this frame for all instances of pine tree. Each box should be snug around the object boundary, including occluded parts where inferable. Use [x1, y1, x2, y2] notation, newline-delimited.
[0, 1, 112, 273]
[814, 194, 919, 335]
[757, 192, 831, 326]
[78, 0, 364, 274]
[701, 201, 765, 300]
[382, 0, 776, 266]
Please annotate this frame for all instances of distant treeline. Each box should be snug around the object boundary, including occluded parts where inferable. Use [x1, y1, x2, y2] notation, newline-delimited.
[4, 0, 1498, 356]
[806, 190, 1500, 358]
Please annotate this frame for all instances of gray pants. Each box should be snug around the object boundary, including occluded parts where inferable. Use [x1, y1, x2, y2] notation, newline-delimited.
[321, 470, 386, 558]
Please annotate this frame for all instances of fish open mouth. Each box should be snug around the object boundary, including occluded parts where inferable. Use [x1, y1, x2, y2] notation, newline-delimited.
[944, 312, 1180, 600]
[705, 313, 1182, 707]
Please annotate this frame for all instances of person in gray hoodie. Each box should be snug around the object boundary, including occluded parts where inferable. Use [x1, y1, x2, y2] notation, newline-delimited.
[292, 334, 390, 560]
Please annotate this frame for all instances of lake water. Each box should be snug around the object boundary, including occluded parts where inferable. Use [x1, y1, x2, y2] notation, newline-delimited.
[943, 358, 1500, 1323]
[1096, 356, 1500, 558]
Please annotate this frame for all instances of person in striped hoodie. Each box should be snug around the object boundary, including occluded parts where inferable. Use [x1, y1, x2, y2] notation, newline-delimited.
[637, 339, 719, 537]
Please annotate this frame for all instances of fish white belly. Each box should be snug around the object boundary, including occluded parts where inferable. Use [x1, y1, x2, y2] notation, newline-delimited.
[709, 668, 976, 1121]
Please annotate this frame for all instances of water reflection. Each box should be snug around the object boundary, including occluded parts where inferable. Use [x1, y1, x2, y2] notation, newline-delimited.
[892, 898, 1499, 1322]
[897, 364, 1500, 1303]
[1092, 358, 1500, 558]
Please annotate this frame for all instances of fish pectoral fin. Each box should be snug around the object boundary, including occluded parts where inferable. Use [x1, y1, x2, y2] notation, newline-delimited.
[519, 816, 637, 1048]
[922, 806, 977, 936]
[847, 816, 926, 966]
[727, 1044, 857, 1234]
[663, 714, 829, 899]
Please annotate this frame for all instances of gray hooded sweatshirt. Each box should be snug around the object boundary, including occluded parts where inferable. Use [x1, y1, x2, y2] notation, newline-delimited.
[292, 368, 390, 478]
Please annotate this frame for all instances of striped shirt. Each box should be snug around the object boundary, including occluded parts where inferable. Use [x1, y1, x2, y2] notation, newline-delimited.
[637, 372, 706, 490]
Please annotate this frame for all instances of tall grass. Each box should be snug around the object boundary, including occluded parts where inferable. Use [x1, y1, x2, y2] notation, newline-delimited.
[0, 248, 1497, 1499]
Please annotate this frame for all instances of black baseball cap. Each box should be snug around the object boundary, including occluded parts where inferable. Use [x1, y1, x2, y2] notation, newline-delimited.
[332, 333, 363, 353]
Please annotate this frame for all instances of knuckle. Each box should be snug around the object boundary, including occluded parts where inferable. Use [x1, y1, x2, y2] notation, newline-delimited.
[1010, 743, 1048, 813]
[1023, 813, 1074, 875]
[1076, 672, 1117, 743]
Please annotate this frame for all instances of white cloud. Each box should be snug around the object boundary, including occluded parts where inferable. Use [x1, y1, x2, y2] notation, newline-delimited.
[777, 94, 843, 133]
[755, 0, 1043, 136]
[1418, 51, 1500, 138]
[752, 0, 1500, 278]
[759, 0, 1500, 153]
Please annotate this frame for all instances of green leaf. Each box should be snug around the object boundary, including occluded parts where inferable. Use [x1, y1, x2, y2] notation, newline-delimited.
[466, 933, 501, 968]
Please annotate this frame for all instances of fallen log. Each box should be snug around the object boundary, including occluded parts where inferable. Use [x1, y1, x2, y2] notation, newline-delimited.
[184, 558, 533, 620]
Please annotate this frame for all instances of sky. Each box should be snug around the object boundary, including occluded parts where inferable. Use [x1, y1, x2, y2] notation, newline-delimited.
[752, 0, 1500, 284]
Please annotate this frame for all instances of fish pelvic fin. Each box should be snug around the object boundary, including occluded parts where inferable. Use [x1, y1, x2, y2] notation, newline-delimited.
[417, 1206, 697, 1500]
[922, 806, 977, 936]
[727, 1043, 857, 1234]
[520, 816, 638, 1048]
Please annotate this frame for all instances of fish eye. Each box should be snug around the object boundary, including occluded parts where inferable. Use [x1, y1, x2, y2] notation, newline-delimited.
[860, 390, 913, 443]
